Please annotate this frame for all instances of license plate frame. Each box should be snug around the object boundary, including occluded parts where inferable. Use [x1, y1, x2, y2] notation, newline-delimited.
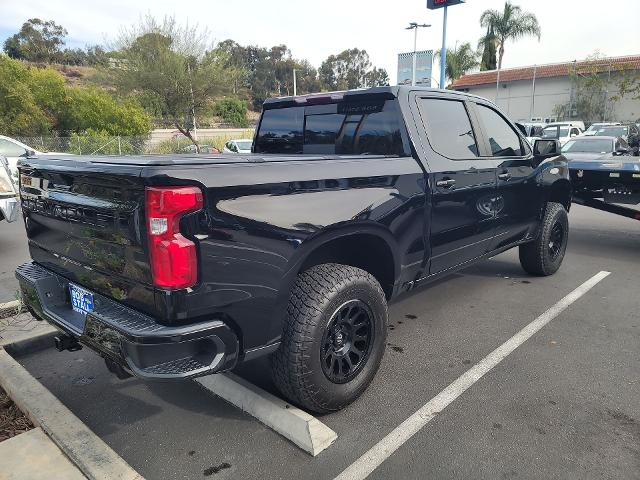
[69, 283, 94, 315]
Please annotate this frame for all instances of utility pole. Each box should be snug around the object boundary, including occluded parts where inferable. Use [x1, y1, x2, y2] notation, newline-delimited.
[406, 22, 431, 86]
[529, 64, 537, 121]
[293, 68, 297, 96]
[187, 62, 197, 143]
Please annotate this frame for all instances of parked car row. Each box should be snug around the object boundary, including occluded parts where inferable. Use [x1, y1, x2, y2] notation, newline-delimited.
[521, 120, 640, 154]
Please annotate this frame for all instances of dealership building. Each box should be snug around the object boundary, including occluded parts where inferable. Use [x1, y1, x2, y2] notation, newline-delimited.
[452, 54, 640, 124]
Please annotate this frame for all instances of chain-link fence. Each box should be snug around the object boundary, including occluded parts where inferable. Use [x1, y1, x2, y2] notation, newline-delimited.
[15, 130, 255, 156]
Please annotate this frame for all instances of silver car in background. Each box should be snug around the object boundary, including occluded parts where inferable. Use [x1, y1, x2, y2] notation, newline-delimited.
[0, 155, 18, 223]
[223, 139, 253, 154]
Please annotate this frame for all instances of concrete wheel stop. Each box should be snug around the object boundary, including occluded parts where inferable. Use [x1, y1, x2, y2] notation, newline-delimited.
[196, 373, 338, 456]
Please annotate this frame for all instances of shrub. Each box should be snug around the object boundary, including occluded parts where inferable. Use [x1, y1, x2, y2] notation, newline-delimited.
[212, 98, 249, 128]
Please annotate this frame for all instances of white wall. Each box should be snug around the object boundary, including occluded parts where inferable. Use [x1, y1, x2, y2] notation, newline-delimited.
[460, 74, 640, 123]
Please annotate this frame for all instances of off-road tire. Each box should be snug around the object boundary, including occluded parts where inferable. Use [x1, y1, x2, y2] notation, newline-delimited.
[271, 263, 388, 413]
[519, 202, 568, 276]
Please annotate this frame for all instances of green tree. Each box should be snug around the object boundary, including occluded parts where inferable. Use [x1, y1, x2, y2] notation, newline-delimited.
[111, 15, 229, 150]
[364, 67, 390, 87]
[59, 87, 150, 136]
[0, 56, 52, 135]
[213, 98, 249, 127]
[553, 56, 614, 124]
[215, 40, 322, 109]
[436, 43, 479, 87]
[3, 18, 68, 63]
[0, 55, 149, 137]
[319, 49, 387, 90]
[478, 26, 498, 71]
[480, 2, 541, 70]
[319, 48, 369, 90]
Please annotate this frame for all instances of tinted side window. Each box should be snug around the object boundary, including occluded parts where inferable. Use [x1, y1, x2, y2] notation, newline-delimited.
[254, 107, 304, 154]
[476, 104, 523, 157]
[303, 101, 410, 156]
[255, 100, 410, 156]
[418, 98, 479, 159]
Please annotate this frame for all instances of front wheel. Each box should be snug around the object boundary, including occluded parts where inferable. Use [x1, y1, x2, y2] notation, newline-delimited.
[270, 263, 388, 413]
[519, 202, 569, 276]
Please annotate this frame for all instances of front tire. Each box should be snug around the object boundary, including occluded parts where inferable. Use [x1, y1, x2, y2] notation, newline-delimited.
[519, 202, 568, 276]
[271, 263, 388, 413]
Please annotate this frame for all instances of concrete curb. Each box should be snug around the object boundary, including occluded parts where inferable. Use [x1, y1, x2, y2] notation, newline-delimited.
[196, 372, 337, 456]
[0, 348, 144, 480]
[3, 328, 57, 355]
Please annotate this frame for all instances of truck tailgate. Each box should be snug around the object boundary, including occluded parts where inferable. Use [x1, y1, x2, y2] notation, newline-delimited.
[18, 157, 155, 315]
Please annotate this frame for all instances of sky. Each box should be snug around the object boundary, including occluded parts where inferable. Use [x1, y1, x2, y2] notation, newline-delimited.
[1, 0, 639, 86]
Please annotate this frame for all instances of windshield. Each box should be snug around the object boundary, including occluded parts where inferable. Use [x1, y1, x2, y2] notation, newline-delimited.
[236, 141, 252, 150]
[541, 126, 569, 139]
[594, 126, 627, 137]
[561, 139, 613, 153]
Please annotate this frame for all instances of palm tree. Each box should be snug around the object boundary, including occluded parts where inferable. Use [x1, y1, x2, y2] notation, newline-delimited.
[436, 42, 479, 87]
[480, 1, 541, 70]
[478, 26, 497, 71]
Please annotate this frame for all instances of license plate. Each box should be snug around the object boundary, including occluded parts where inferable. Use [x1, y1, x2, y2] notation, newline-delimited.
[69, 284, 94, 315]
[21, 175, 37, 187]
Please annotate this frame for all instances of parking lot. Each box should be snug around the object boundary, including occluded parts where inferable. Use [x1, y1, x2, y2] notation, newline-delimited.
[1, 204, 638, 479]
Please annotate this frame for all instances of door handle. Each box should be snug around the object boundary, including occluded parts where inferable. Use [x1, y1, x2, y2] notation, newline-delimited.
[436, 178, 456, 188]
[498, 172, 512, 181]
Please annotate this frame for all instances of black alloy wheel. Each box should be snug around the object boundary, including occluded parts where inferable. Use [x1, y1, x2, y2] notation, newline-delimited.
[548, 221, 564, 260]
[321, 300, 374, 384]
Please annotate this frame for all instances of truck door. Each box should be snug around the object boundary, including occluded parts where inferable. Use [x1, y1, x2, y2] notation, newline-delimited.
[472, 102, 541, 249]
[413, 95, 499, 274]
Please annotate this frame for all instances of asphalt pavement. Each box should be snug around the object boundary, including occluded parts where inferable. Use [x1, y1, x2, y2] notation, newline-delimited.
[7, 205, 640, 479]
[0, 218, 28, 303]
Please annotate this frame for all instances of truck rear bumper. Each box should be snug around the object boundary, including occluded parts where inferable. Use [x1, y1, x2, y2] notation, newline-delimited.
[15, 262, 239, 379]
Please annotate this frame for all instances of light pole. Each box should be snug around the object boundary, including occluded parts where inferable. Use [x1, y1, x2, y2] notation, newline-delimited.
[439, 5, 448, 90]
[428, 0, 465, 90]
[406, 22, 431, 86]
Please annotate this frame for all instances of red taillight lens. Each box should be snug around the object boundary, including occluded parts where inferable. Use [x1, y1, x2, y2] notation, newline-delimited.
[145, 186, 203, 289]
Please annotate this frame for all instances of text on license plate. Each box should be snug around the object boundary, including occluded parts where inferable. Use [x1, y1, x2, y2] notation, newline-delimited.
[69, 284, 94, 315]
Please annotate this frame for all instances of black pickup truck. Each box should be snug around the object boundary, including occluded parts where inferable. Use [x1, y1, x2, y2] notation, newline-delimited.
[15, 86, 571, 413]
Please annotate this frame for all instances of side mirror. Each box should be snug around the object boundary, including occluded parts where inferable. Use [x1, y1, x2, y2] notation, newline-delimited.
[533, 139, 561, 159]
[613, 147, 630, 156]
[21, 149, 36, 158]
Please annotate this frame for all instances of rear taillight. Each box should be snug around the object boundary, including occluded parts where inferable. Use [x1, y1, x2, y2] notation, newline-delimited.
[145, 186, 203, 289]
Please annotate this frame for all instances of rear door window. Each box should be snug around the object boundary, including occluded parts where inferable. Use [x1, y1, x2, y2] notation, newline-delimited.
[417, 98, 479, 159]
[476, 104, 524, 157]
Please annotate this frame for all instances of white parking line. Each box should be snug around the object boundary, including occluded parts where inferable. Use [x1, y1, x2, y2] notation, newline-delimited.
[335, 270, 611, 480]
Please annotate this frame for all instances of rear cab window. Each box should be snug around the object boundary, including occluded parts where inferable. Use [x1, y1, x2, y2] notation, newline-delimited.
[253, 99, 411, 157]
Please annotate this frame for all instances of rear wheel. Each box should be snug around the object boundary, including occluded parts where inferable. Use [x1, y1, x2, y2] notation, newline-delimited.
[271, 263, 387, 413]
[519, 202, 568, 276]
